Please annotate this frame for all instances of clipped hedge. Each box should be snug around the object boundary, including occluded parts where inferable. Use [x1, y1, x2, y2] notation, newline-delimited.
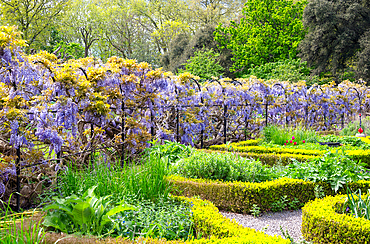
[302, 194, 370, 243]
[209, 140, 370, 167]
[30, 197, 288, 244]
[169, 175, 370, 215]
[168, 176, 315, 213]
[199, 149, 315, 166]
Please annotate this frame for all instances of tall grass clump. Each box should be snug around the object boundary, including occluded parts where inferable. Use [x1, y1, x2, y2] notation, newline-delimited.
[57, 151, 171, 203]
[0, 197, 45, 243]
[262, 125, 317, 145]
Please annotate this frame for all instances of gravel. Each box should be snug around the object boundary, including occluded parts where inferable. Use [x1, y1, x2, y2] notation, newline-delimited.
[220, 209, 306, 243]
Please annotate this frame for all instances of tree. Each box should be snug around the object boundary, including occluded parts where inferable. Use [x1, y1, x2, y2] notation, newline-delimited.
[186, 0, 244, 27]
[299, 0, 370, 82]
[214, 0, 307, 76]
[0, 0, 69, 51]
[60, 0, 104, 57]
[161, 25, 235, 77]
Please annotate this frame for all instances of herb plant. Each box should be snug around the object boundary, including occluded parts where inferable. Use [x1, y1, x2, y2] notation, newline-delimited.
[171, 150, 281, 183]
[282, 149, 370, 192]
[43, 186, 137, 237]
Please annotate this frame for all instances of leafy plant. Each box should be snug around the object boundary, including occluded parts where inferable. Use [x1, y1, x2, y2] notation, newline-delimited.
[262, 125, 317, 145]
[283, 149, 370, 192]
[145, 140, 192, 166]
[43, 186, 137, 237]
[113, 197, 193, 240]
[314, 185, 325, 199]
[246, 59, 317, 83]
[250, 204, 261, 217]
[271, 196, 301, 212]
[344, 187, 370, 220]
[0, 196, 45, 243]
[171, 150, 281, 183]
[178, 48, 224, 79]
[340, 117, 370, 136]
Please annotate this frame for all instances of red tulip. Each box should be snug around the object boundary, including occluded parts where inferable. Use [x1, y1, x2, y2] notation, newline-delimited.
[284, 143, 286, 146]
[359, 128, 363, 134]
[290, 140, 292, 143]
[292, 136, 295, 140]
[286, 140, 288, 143]
[303, 140, 305, 143]
[294, 142, 297, 145]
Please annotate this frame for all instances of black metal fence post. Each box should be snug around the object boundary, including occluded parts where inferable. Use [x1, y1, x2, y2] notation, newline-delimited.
[90, 123, 94, 168]
[150, 103, 155, 138]
[16, 147, 20, 212]
[265, 102, 268, 127]
[121, 101, 125, 167]
[223, 104, 227, 144]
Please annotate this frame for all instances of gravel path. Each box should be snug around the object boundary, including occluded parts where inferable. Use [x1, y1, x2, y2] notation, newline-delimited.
[221, 209, 305, 243]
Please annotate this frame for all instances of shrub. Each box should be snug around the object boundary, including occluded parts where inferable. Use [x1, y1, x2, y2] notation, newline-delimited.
[169, 175, 315, 213]
[282, 149, 370, 192]
[171, 150, 281, 183]
[262, 125, 317, 145]
[302, 194, 370, 243]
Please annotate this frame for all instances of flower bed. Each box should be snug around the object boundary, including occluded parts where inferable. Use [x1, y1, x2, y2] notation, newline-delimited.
[168, 175, 370, 214]
[302, 195, 370, 243]
[209, 136, 370, 167]
[19, 197, 289, 244]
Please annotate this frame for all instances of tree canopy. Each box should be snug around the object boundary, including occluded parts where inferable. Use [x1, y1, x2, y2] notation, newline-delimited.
[214, 0, 307, 76]
[299, 0, 370, 82]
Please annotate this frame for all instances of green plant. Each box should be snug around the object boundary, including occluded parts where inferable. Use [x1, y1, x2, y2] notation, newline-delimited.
[302, 194, 370, 243]
[246, 59, 317, 83]
[0, 196, 45, 243]
[58, 153, 171, 203]
[282, 149, 370, 192]
[262, 125, 317, 146]
[178, 48, 224, 79]
[314, 185, 325, 199]
[171, 150, 280, 183]
[271, 196, 289, 212]
[340, 117, 370, 136]
[43, 186, 137, 237]
[344, 187, 370, 220]
[250, 204, 261, 217]
[145, 140, 192, 166]
[113, 197, 193, 240]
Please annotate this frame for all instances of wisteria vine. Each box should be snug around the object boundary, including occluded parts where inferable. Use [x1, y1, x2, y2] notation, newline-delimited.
[1, 26, 370, 197]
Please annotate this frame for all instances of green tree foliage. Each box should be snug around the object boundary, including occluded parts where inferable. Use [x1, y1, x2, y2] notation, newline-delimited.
[0, 0, 69, 51]
[161, 25, 234, 77]
[299, 0, 370, 82]
[179, 48, 224, 79]
[246, 59, 317, 84]
[214, 0, 307, 76]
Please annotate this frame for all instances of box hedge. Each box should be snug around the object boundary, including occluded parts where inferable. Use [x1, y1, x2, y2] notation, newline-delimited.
[209, 140, 370, 167]
[302, 194, 370, 243]
[199, 149, 315, 166]
[36, 196, 288, 244]
[168, 176, 315, 213]
[168, 175, 370, 214]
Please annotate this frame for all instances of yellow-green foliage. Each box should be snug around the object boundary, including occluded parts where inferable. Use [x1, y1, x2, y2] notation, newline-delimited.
[41, 197, 288, 244]
[209, 140, 370, 167]
[199, 149, 315, 166]
[302, 194, 370, 243]
[168, 175, 315, 213]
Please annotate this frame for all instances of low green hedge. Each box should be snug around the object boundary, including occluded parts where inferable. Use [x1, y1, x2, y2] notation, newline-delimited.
[199, 149, 315, 166]
[209, 140, 370, 167]
[168, 176, 315, 213]
[40, 196, 288, 244]
[302, 194, 370, 243]
[168, 175, 370, 214]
